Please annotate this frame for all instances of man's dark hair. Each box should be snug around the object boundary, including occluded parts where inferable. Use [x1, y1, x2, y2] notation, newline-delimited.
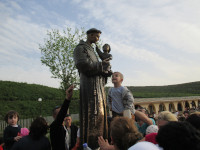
[156, 121, 200, 150]
[29, 117, 49, 140]
[86, 28, 102, 34]
[178, 116, 185, 122]
[65, 114, 71, 117]
[186, 114, 200, 131]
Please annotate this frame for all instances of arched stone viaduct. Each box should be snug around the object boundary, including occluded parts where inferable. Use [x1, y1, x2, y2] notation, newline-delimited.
[134, 96, 200, 114]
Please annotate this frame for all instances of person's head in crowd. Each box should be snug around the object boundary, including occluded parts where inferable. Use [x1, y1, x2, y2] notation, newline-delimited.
[52, 105, 61, 119]
[183, 110, 190, 119]
[178, 116, 185, 122]
[135, 107, 149, 124]
[146, 125, 158, 135]
[186, 113, 200, 131]
[64, 114, 72, 128]
[110, 117, 143, 150]
[156, 121, 200, 150]
[137, 107, 149, 116]
[145, 133, 158, 144]
[193, 111, 200, 115]
[157, 111, 177, 128]
[128, 141, 160, 150]
[4, 110, 19, 126]
[20, 128, 30, 137]
[29, 117, 49, 140]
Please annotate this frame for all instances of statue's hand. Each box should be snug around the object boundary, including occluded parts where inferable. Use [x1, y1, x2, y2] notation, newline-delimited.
[104, 58, 111, 61]
[102, 60, 110, 71]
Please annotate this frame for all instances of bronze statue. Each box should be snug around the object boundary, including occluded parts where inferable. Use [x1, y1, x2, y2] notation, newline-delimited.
[73, 28, 111, 149]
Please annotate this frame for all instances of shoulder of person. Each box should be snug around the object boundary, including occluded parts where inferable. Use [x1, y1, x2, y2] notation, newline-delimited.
[150, 118, 156, 125]
[108, 87, 113, 93]
[122, 86, 130, 92]
[4, 125, 10, 131]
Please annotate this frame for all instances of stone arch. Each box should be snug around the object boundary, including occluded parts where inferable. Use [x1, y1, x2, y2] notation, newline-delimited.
[159, 103, 166, 112]
[169, 103, 176, 112]
[185, 101, 190, 110]
[177, 102, 183, 111]
[148, 104, 156, 115]
[191, 101, 196, 109]
[198, 100, 200, 108]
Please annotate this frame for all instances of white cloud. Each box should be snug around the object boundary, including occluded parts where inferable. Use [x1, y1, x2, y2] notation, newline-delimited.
[9, 1, 22, 10]
[0, 65, 60, 88]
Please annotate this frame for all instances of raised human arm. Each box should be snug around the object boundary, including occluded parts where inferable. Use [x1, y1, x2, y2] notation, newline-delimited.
[122, 87, 135, 114]
[55, 85, 74, 125]
[134, 110, 153, 125]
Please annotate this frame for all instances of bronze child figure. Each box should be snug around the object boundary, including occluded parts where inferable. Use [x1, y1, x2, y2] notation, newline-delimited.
[96, 44, 113, 75]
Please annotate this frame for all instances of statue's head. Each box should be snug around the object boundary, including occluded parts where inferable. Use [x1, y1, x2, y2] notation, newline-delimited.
[103, 44, 111, 53]
[86, 28, 102, 44]
[86, 28, 102, 34]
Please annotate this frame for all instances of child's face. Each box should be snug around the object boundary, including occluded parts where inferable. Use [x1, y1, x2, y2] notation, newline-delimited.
[103, 45, 110, 53]
[112, 73, 123, 84]
[8, 115, 18, 126]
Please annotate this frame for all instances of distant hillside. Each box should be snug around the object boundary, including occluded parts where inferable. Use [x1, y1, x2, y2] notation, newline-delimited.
[0, 81, 79, 118]
[127, 81, 200, 98]
[1, 80, 200, 100]
[0, 80, 65, 101]
[0, 80, 199, 118]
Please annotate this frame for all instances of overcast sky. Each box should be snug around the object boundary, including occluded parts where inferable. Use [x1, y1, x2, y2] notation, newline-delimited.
[0, 0, 200, 88]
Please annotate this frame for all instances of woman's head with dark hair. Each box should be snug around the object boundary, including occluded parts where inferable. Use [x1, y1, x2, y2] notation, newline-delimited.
[156, 121, 200, 150]
[110, 117, 142, 150]
[186, 113, 200, 131]
[29, 117, 48, 140]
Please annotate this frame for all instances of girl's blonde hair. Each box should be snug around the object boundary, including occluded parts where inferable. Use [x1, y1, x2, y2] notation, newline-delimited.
[158, 111, 178, 122]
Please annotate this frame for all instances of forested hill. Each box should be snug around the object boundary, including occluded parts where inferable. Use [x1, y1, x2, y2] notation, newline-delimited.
[0, 80, 200, 100]
[0, 80, 65, 101]
[127, 81, 200, 98]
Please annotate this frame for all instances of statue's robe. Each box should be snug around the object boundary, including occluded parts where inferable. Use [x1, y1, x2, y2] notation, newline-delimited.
[73, 40, 108, 149]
